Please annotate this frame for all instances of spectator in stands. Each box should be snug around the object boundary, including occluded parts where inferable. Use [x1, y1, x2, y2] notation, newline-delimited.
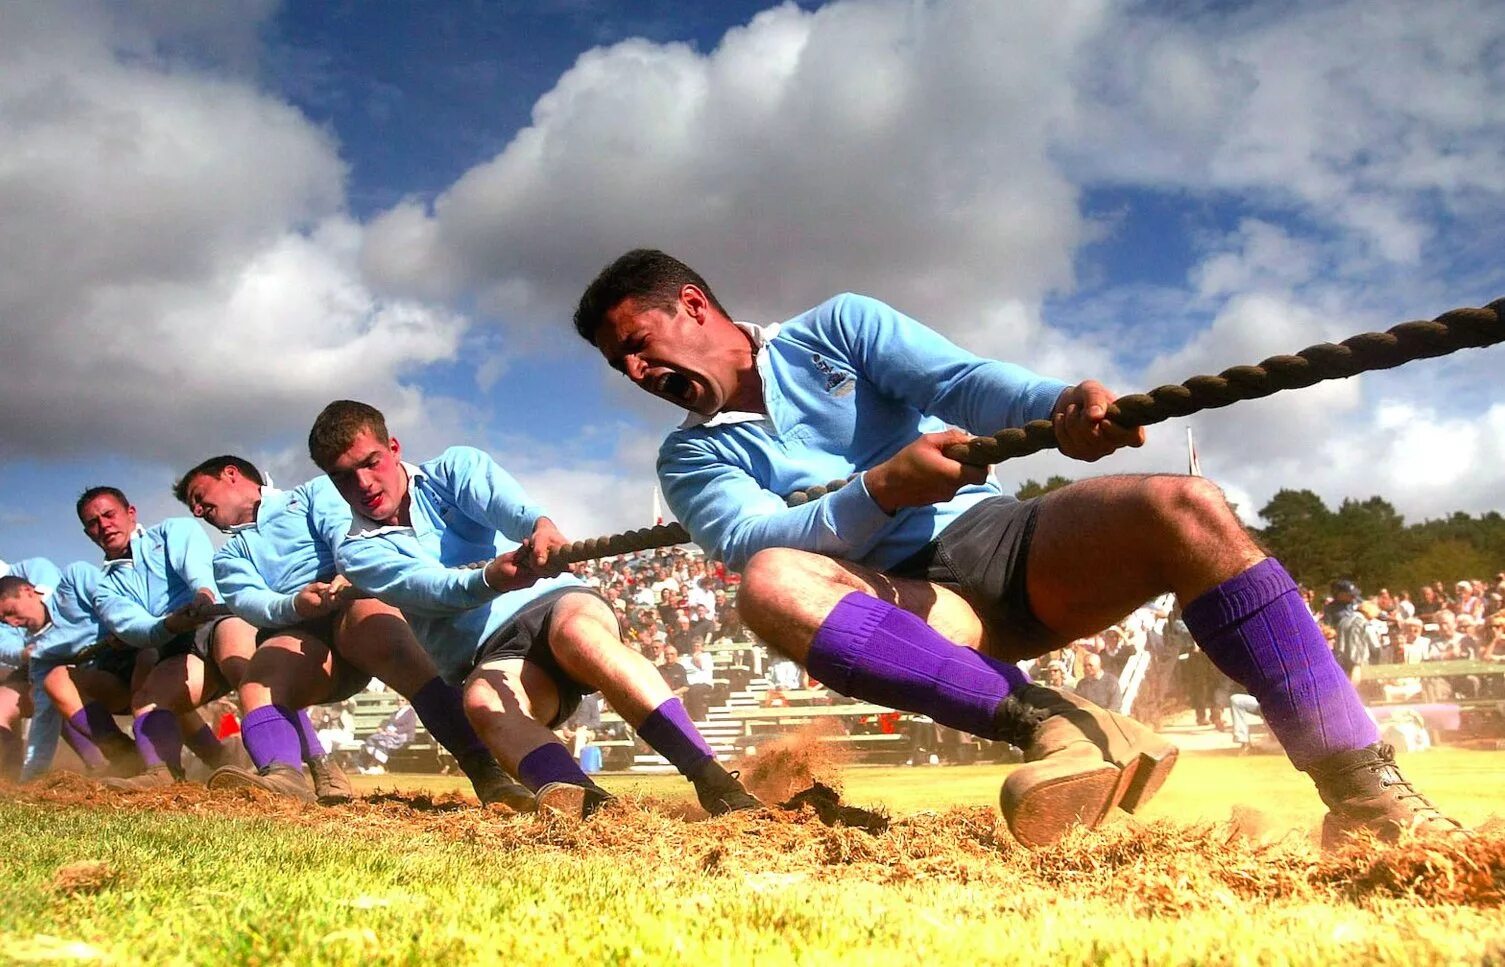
[682, 638, 716, 720]
[1100, 626, 1134, 679]
[1333, 600, 1379, 686]
[1457, 580, 1485, 621]
[658, 643, 690, 702]
[1073, 653, 1122, 712]
[559, 692, 602, 763]
[1041, 662, 1067, 689]
[359, 698, 418, 774]
[1227, 693, 1265, 754]
[1395, 590, 1416, 621]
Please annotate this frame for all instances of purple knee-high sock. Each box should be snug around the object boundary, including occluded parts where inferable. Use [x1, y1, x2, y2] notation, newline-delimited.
[409, 677, 487, 759]
[1181, 558, 1378, 770]
[81, 701, 130, 745]
[292, 709, 327, 760]
[185, 724, 222, 763]
[806, 592, 1030, 739]
[636, 698, 714, 776]
[516, 742, 591, 792]
[240, 705, 305, 771]
[133, 709, 183, 773]
[63, 711, 108, 769]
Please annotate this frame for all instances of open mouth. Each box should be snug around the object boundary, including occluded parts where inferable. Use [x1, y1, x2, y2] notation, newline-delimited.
[656, 372, 692, 404]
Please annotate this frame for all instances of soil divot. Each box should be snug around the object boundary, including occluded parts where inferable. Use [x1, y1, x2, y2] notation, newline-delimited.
[734, 721, 849, 803]
[779, 782, 889, 834]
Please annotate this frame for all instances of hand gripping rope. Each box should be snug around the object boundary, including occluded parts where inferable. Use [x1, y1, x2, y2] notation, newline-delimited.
[545, 298, 1505, 568]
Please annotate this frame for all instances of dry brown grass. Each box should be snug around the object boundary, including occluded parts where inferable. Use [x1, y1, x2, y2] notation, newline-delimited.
[10, 767, 1505, 914]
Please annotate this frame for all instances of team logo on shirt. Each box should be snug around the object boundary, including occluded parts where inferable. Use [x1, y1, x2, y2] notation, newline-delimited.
[810, 353, 855, 396]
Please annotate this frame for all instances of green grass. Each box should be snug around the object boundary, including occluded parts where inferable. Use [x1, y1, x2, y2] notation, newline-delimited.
[3, 749, 1504, 965]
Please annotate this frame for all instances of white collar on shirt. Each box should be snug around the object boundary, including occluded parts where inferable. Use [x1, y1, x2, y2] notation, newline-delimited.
[677, 320, 780, 430]
[226, 485, 285, 535]
[346, 462, 427, 539]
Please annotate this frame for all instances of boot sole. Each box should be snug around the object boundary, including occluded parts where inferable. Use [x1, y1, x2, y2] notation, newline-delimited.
[1002, 762, 1122, 847]
[1114, 743, 1179, 814]
[535, 782, 588, 820]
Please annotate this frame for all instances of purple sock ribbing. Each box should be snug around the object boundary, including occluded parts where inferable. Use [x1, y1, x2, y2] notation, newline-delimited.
[63, 710, 107, 769]
[134, 709, 182, 772]
[240, 705, 305, 771]
[636, 698, 713, 776]
[292, 709, 327, 760]
[516, 742, 591, 792]
[409, 677, 487, 759]
[1182, 558, 1378, 770]
[806, 592, 1030, 740]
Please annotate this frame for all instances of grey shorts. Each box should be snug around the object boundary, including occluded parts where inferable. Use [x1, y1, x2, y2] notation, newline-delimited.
[472, 588, 609, 729]
[888, 495, 1062, 659]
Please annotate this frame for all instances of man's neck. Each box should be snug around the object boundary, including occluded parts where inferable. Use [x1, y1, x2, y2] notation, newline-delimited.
[720, 325, 767, 415]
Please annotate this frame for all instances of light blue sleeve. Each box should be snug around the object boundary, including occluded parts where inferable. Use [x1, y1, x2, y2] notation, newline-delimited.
[305, 477, 355, 560]
[337, 536, 500, 617]
[428, 447, 545, 541]
[214, 540, 299, 629]
[164, 518, 220, 598]
[658, 438, 892, 572]
[19, 667, 61, 781]
[95, 566, 171, 649]
[819, 293, 1067, 432]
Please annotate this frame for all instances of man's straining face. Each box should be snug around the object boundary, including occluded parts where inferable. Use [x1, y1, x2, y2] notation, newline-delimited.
[78, 494, 137, 559]
[325, 428, 408, 525]
[0, 586, 48, 633]
[183, 468, 261, 531]
[594, 290, 735, 416]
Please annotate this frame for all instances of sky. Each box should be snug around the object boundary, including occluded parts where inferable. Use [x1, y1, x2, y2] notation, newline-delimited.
[2, 0, 1503, 567]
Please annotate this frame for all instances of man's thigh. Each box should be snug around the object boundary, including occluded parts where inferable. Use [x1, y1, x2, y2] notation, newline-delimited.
[465, 657, 562, 727]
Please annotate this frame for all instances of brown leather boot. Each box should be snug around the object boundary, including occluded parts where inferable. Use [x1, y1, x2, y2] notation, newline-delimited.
[1308, 742, 1464, 848]
[99, 764, 176, 791]
[997, 685, 1178, 847]
[458, 750, 536, 812]
[207, 763, 317, 803]
[306, 755, 355, 805]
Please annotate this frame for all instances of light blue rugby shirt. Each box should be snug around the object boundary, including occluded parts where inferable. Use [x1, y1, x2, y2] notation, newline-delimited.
[1, 557, 62, 665]
[95, 519, 219, 649]
[19, 560, 107, 779]
[214, 478, 352, 629]
[336, 446, 580, 684]
[658, 293, 1068, 572]
[27, 562, 109, 664]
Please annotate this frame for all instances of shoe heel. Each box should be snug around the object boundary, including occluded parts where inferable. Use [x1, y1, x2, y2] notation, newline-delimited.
[1117, 745, 1178, 814]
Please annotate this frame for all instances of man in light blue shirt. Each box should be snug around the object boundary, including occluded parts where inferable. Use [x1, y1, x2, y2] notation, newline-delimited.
[0, 556, 63, 779]
[310, 399, 757, 818]
[84, 486, 258, 789]
[0, 560, 121, 779]
[173, 453, 530, 810]
[574, 249, 1457, 848]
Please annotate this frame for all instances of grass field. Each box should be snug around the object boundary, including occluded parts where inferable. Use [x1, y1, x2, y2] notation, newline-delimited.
[4, 747, 1504, 965]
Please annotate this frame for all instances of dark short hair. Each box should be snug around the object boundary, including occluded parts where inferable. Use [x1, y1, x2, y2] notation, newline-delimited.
[76, 486, 130, 521]
[173, 455, 264, 505]
[0, 575, 32, 600]
[308, 400, 389, 471]
[572, 249, 728, 345]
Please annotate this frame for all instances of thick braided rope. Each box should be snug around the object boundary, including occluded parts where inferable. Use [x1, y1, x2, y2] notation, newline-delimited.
[548, 299, 1504, 567]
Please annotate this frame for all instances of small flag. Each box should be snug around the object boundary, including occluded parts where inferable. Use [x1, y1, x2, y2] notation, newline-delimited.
[652, 485, 665, 526]
[1187, 426, 1203, 477]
